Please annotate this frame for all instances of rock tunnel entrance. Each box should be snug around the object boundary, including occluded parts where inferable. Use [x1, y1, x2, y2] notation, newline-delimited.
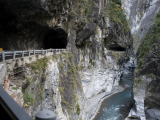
[0, 1, 68, 50]
[107, 45, 126, 51]
[43, 29, 68, 49]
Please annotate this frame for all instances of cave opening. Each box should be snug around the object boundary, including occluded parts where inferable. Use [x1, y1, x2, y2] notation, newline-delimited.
[107, 45, 126, 51]
[43, 28, 68, 49]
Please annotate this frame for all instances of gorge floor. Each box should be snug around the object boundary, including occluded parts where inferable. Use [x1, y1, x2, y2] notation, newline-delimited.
[93, 73, 133, 120]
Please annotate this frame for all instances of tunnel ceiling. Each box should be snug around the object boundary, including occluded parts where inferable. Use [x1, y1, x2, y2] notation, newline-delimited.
[0, 0, 68, 50]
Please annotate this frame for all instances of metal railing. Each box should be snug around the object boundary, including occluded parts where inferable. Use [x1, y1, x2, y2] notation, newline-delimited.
[0, 49, 66, 62]
[0, 85, 33, 120]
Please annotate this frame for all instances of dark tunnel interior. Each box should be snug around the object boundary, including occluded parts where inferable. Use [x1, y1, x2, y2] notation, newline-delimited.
[0, 1, 68, 50]
[107, 46, 126, 51]
[43, 28, 68, 49]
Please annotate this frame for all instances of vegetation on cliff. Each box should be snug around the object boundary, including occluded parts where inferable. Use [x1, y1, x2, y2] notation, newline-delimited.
[23, 90, 35, 106]
[57, 52, 82, 117]
[137, 11, 160, 71]
[27, 57, 49, 72]
[109, 0, 130, 34]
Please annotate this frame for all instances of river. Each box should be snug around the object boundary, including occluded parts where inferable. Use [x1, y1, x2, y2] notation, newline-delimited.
[93, 73, 133, 120]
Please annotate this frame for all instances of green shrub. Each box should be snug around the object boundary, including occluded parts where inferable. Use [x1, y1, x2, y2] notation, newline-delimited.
[137, 11, 160, 69]
[38, 84, 44, 100]
[73, 94, 77, 102]
[68, 53, 74, 61]
[27, 57, 49, 71]
[134, 77, 142, 88]
[58, 87, 64, 96]
[71, 80, 76, 89]
[12, 87, 18, 90]
[69, 10, 79, 17]
[59, 63, 65, 68]
[61, 99, 70, 105]
[109, 0, 129, 33]
[84, 0, 92, 15]
[76, 103, 80, 115]
[52, 56, 57, 61]
[23, 90, 35, 106]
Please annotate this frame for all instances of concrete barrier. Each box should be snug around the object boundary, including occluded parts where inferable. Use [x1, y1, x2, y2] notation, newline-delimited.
[36, 109, 56, 120]
[0, 63, 7, 85]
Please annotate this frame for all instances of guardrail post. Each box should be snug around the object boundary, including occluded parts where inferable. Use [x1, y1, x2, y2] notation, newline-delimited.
[13, 51, 16, 59]
[22, 51, 24, 57]
[34, 50, 35, 56]
[29, 51, 30, 57]
[2, 51, 5, 62]
[36, 109, 56, 120]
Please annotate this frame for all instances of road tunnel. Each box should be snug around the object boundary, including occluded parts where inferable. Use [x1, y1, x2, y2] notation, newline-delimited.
[43, 28, 68, 49]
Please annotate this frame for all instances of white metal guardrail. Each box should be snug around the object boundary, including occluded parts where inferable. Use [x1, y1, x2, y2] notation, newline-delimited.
[0, 49, 66, 62]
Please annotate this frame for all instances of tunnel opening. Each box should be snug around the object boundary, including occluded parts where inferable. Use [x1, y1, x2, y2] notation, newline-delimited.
[43, 28, 68, 49]
[107, 45, 126, 51]
[0, 1, 68, 50]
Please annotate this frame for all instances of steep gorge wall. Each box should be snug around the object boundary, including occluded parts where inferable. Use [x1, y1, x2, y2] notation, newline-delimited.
[122, 0, 160, 53]
[0, 0, 134, 120]
[122, 0, 160, 119]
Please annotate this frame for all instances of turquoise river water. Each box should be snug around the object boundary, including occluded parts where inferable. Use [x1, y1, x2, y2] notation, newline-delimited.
[93, 73, 133, 120]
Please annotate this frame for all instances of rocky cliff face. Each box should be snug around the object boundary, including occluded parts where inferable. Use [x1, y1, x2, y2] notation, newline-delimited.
[0, 0, 135, 120]
[122, 0, 160, 53]
[122, 0, 160, 119]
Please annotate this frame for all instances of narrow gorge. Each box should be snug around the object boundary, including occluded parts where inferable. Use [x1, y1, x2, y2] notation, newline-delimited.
[0, 0, 160, 120]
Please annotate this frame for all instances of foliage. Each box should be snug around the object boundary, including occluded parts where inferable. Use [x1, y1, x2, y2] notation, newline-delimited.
[68, 53, 74, 60]
[23, 90, 35, 106]
[59, 63, 65, 68]
[68, 64, 77, 78]
[89, 58, 95, 66]
[73, 94, 77, 102]
[69, 10, 79, 17]
[61, 99, 70, 106]
[77, 65, 84, 71]
[76, 103, 80, 115]
[52, 56, 57, 61]
[146, 74, 159, 79]
[27, 57, 49, 72]
[12, 87, 18, 90]
[137, 11, 160, 70]
[72, 80, 76, 89]
[134, 77, 142, 88]
[58, 87, 64, 97]
[109, 0, 129, 34]
[38, 84, 44, 100]
[57, 52, 83, 116]
[26, 77, 34, 83]
[83, 0, 92, 15]
[22, 77, 34, 91]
